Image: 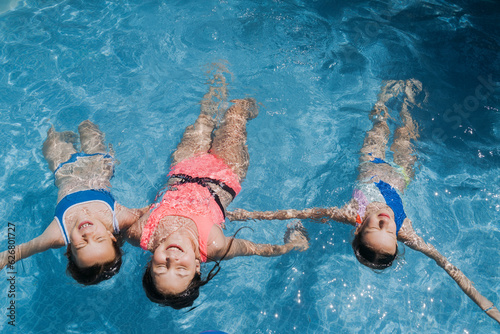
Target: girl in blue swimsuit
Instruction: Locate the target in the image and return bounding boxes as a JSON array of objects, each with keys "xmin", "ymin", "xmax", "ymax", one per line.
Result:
[
  {"xmin": 226, "ymin": 80, "xmax": 500, "ymax": 323},
  {"xmin": 0, "ymin": 120, "xmax": 148, "ymax": 285},
  {"xmin": 227, "ymin": 80, "xmax": 421, "ymax": 269}
]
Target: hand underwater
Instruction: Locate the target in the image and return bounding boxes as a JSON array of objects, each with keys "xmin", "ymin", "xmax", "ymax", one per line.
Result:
[
  {"xmin": 284, "ymin": 221, "xmax": 310, "ymax": 252},
  {"xmin": 0, "ymin": 250, "xmax": 8, "ymax": 271}
]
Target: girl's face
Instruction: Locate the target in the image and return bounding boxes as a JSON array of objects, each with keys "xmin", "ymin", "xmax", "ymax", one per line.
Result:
[
  {"xmin": 151, "ymin": 232, "xmax": 200, "ymax": 295},
  {"xmin": 357, "ymin": 204, "xmax": 398, "ymax": 255},
  {"xmin": 69, "ymin": 220, "xmax": 117, "ymax": 267}
]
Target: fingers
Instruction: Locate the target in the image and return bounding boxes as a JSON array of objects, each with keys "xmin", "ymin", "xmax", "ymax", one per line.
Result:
[
  {"xmin": 0, "ymin": 251, "xmax": 8, "ymax": 271},
  {"xmin": 284, "ymin": 221, "xmax": 310, "ymax": 251}
]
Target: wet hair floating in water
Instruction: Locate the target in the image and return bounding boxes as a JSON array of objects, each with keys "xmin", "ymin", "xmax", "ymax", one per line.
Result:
[
  {"xmin": 352, "ymin": 233, "xmax": 398, "ymax": 270},
  {"xmin": 65, "ymin": 239, "xmax": 123, "ymax": 285}
]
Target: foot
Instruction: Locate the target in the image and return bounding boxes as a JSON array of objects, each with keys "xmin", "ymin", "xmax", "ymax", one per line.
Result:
[
  {"xmin": 404, "ymin": 79, "xmax": 424, "ymax": 105},
  {"xmin": 369, "ymin": 102, "xmax": 389, "ymax": 123},
  {"xmin": 230, "ymin": 98, "xmax": 259, "ymax": 120},
  {"xmin": 201, "ymin": 87, "xmax": 221, "ymax": 118},
  {"xmin": 378, "ymin": 80, "xmax": 404, "ymax": 104}
]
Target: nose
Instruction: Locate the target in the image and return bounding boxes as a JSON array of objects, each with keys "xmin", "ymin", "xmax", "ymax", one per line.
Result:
[
  {"xmin": 165, "ymin": 254, "xmax": 179, "ymax": 265},
  {"xmin": 81, "ymin": 230, "xmax": 94, "ymax": 238},
  {"xmin": 379, "ymin": 219, "xmax": 388, "ymax": 228}
]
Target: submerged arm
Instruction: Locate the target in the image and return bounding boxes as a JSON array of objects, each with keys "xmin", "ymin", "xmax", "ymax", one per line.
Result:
[
  {"xmin": 398, "ymin": 219, "xmax": 500, "ymax": 324},
  {"xmin": 219, "ymin": 238, "xmax": 302, "ymax": 260},
  {"xmin": 227, "ymin": 201, "xmax": 357, "ymax": 227},
  {"xmin": 0, "ymin": 219, "xmax": 64, "ymax": 270},
  {"xmin": 211, "ymin": 222, "xmax": 309, "ymax": 261}
]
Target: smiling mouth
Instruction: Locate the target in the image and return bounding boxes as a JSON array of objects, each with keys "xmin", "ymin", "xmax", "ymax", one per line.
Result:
[
  {"xmin": 78, "ymin": 221, "xmax": 94, "ymax": 230},
  {"xmin": 378, "ymin": 213, "xmax": 391, "ymax": 220},
  {"xmin": 166, "ymin": 244, "xmax": 184, "ymax": 252}
]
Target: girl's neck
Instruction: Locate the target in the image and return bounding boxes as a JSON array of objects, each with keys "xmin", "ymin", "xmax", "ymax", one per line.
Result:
[{"xmin": 150, "ymin": 216, "xmax": 200, "ymax": 257}]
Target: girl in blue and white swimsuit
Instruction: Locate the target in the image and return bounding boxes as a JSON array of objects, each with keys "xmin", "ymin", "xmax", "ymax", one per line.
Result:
[
  {"xmin": 227, "ymin": 79, "xmax": 422, "ymax": 269},
  {"xmin": 226, "ymin": 80, "xmax": 500, "ymax": 323},
  {"xmin": 0, "ymin": 120, "xmax": 148, "ymax": 285}
]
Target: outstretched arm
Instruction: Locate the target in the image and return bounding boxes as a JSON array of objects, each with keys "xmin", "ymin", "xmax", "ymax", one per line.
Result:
[
  {"xmin": 221, "ymin": 238, "xmax": 301, "ymax": 260},
  {"xmin": 210, "ymin": 222, "xmax": 309, "ymax": 261},
  {"xmin": 398, "ymin": 218, "xmax": 500, "ymax": 324},
  {"xmin": 227, "ymin": 201, "xmax": 358, "ymax": 227},
  {"xmin": 0, "ymin": 219, "xmax": 64, "ymax": 270}
]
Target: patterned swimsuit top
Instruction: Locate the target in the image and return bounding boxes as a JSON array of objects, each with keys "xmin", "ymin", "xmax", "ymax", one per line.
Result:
[{"xmin": 353, "ymin": 156, "xmax": 407, "ymax": 235}]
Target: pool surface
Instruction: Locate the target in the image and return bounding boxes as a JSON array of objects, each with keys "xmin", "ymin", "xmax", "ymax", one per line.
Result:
[{"xmin": 0, "ymin": 0, "xmax": 499, "ymax": 333}]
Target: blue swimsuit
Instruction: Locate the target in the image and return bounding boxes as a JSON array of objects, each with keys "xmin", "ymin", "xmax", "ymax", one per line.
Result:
[
  {"xmin": 54, "ymin": 152, "xmax": 113, "ymax": 174},
  {"xmin": 53, "ymin": 153, "xmax": 118, "ymax": 245},
  {"xmin": 353, "ymin": 156, "xmax": 407, "ymax": 235}
]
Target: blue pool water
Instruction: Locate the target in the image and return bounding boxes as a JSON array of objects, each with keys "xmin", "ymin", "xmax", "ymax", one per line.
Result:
[{"xmin": 0, "ymin": 0, "xmax": 499, "ymax": 333}]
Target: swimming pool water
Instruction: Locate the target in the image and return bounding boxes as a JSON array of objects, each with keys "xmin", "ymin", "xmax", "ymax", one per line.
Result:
[{"xmin": 0, "ymin": 0, "xmax": 499, "ymax": 333}]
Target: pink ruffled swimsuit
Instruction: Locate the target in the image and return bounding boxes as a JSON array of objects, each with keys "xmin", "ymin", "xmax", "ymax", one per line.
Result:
[{"xmin": 140, "ymin": 153, "xmax": 241, "ymax": 262}]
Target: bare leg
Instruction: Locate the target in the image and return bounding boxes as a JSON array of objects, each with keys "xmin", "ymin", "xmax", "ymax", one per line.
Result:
[
  {"xmin": 170, "ymin": 114, "xmax": 217, "ymax": 166},
  {"xmin": 170, "ymin": 83, "xmax": 229, "ymax": 166},
  {"xmin": 391, "ymin": 79, "xmax": 422, "ymax": 179},
  {"xmin": 210, "ymin": 98, "xmax": 258, "ymax": 181},
  {"xmin": 78, "ymin": 120, "xmax": 107, "ymax": 154},
  {"xmin": 359, "ymin": 81, "xmax": 403, "ymax": 162},
  {"xmin": 359, "ymin": 118, "xmax": 390, "ymax": 162},
  {"xmin": 42, "ymin": 127, "xmax": 78, "ymax": 172}
]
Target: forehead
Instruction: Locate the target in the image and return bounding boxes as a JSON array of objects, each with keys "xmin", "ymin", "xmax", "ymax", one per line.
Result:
[
  {"xmin": 74, "ymin": 244, "xmax": 116, "ymax": 267},
  {"xmin": 361, "ymin": 231, "xmax": 396, "ymax": 252},
  {"xmin": 74, "ymin": 239, "xmax": 115, "ymax": 254},
  {"xmin": 154, "ymin": 273, "xmax": 192, "ymax": 295}
]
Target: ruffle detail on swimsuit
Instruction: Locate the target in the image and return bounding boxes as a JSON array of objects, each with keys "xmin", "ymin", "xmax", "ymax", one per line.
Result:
[{"xmin": 140, "ymin": 182, "xmax": 224, "ymax": 251}]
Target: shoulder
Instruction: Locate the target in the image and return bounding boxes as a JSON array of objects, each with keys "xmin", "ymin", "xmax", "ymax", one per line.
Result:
[
  {"xmin": 42, "ymin": 219, "xmax": 66, "ymax": 248},
  {"xmin": 206, "ymin": 224, "xmax": 229, "ymax": 259},
  {"xmin": 124, "ymin": 210, "xmax": 151, "ymax": 246},
  {"xmin": 115, "ymin": 203, "xmax": 150, "ymax": 230}
]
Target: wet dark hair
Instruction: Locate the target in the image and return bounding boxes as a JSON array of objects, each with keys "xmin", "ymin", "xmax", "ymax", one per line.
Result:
[
  {"xmin": 352, "ymin": 233, "xmax": 398, "ymax": 270},
  {"xmin": 65, "ymin": 238, "xmax": 123, "ymax": 286},
  {"xmin": 142, "ymin": 260, "xmax": 211, "ymax": 310},
  {"xmin": 143, "ymin": 228, "xmax": 243, "ymax": 309}
]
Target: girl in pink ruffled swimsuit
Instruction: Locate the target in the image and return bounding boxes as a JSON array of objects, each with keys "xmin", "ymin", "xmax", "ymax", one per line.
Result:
[{"xmin": 127, "ymin": 93, "xmax": 309, "ymax": 309}]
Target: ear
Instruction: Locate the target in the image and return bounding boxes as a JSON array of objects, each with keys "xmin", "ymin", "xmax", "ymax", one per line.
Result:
[
  {"xmin": 107, "ymin": 230, "xmax": 117, "ymax": 242},
  {"xmin": 195, "ymin": 259, "xmax": 201, "ymax": 275},
  {"xmin": 354, "ymin": 223, "xmax": 363, "ymax": 235}
]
